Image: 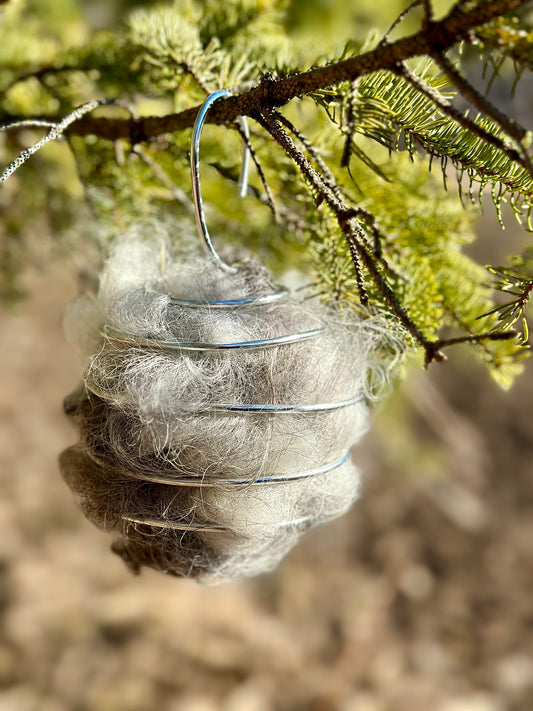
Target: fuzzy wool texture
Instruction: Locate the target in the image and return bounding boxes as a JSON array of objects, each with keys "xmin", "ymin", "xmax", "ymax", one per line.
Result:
[{"xmin": 60, "ymin": 227, "xmax": 384, "ymax": 583}]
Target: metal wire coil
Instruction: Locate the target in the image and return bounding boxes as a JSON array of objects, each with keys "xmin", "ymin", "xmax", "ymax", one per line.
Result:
[{"xmin": 104, "ymin": 91, "xmax": 364, "ymax": 534}]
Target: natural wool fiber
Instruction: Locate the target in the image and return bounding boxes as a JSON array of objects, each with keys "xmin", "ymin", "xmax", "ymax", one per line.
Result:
[{"xmin": 60, "ymin": 227, "xmax": 384, "ymax": 583}]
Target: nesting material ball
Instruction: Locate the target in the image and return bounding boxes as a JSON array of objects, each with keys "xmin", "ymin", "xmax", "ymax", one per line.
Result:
[{"xmin": 60, "ymin": 229, "xmax": 380, "ymax": 583}]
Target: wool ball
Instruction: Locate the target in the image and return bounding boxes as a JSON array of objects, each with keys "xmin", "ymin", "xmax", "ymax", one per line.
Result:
[{"xmin": 60, "ymin": 227, "xmax": 385, "ymax": 583}]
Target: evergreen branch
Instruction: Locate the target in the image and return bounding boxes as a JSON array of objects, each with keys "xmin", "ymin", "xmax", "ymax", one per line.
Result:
[
  {"xmin": 256, "ymin": 105, "xmax": 526, "ymax": 365},
  {"xmin": 354, "ymin": 69, "xmax": 533, "ymax": 217},
  {"xmin": 344, "ymin": 230, "xmax": 369, "ymax": 307},
  {"xmin": 256, "ymin": 107, "xmax": 443, "ymax": 360},
  {"xmin": 274, "ymin": 111, "xmax": 345, "ymax": 204},
  {"xmin": 198, "ymin": 1, "xmax": 276, "ymax": 47},
  {"xmin": 340, "ymin": 80, "xmax": 359, "ymax": 168},
  {"xmin": 432, "ymin": 51, "xmax": 531, "ymax": 155},
  {"xmin": 396, "ymin": 64, "xmax": 531, "ymax": 176},
  {"xmin": 273, "ymin": 110, "xmax": 402, "ymax": 280},
  {"xmin": 22, "ymin": 0, "xmax": 522, "ymax": 143},
  {"xmin": 1, "ymin": 0, "xmax": 530, "ymax": 379},
  {"xmin": 443, "ymin": 301, "xmax": 513, "ymax": 360},
  {"xmin": 485, "ymin": 259, "xmax": 533, "ymax": 339},
  {"xmin": 428, "ymin": 329, "xmax": 516, "ymax": 360}
]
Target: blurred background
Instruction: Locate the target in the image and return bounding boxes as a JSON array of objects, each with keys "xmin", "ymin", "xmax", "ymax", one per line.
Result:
[
  {"xmin": 1, "ymin": 1, "xmax": 532, "ymax": 710},
  {"xmin": 1, "ymin": 213, "xmax": 532, "ymax": 711}
]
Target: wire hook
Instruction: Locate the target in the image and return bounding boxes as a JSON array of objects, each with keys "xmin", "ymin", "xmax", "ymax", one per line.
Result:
[{"xmin": 190, "ymin": 90, "xmax": 250, "ymax": 270}]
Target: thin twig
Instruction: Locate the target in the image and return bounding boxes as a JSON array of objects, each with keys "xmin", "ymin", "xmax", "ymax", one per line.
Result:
[
  {"xmin": 234, "ymin": 123, "xmax": 280, "ymax": 223},
  {"xmin": 276, "ymin": 111, "xmax": 407, "ymax": 281},
  {"xmin": 341, "ymin": 80, "xmax": 359, "ymax": 168},
  {"xmin": 0, "ymin": 99, "xmax": 117, "ymax": 185},
  {"xmin": 344, "ymin": 229, "xmax": 369, "ymax": 306},
  {"xmin": 422, "ymin": 0, "xmax": 433, "ymax": 29},
  {"xmin": 274, "ymin": 112, "xmax": 346, "ymax": 205},
  {"xmin": 255, "ymin": 111, "xmax": 337, "ymax": 207},
  {"xmin": 257, "ymin": 108, "xmax": 441, "ymax": 359},
  {"xmin": 0, "ymin": 119, "xmax": 56, "ymax": 130},
  {"xmin": 430, "ymin": 329, "xmax": 515, "ymax": 352},
  {"xmin": 379, "ymin": 0, "xmax": 424, "ymax": 46},
  {"xmin": 177, "ymin": 61, "xmax": 211, "ymax": 96}
]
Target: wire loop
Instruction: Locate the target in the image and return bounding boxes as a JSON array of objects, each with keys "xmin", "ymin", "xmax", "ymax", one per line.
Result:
[{"xmin": 190, "ymin": 90, "xmax": 250, "ymax": 270}]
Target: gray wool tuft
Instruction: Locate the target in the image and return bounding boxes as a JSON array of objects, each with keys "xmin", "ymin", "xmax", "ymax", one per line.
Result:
[{"xmin": 60, "ymin": 227, "xmax": 387, "ymax": 583}]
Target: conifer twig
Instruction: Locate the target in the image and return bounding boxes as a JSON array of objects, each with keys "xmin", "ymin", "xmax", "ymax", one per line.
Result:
[
  {"xmin": 432, "ymin": 52, "xmax": 533, "ymax": 173},
  {"xmin": 275, "ymin": 111, "xmax": 407, "ymax": 281},
  {"xmin": 257, "ymin": 106, "xmax": 522, "ymax": 364},
  {"xmin": 396, "ymin": 64, "xmax": 532, "ymax": 178},
  {"xmin": 256, "ymin": 108, "xmax": 441, "ymax": 359}
]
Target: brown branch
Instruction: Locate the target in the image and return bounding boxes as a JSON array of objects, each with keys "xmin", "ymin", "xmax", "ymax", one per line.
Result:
[
  {"xmin": 49, "ymin": 0, "xmax": 529, "ymax": 144},
  {"xmin": 422, "ymin": 0, "xmax": 433, "ymax": 29},
  {"xmin": 344, "ymin": 231, "xmax": 369, "ymax": 307},
  {"xmin": 340, "ymin": 80, "xmax": 359, "ymax": 168},
  {"xmin": 437, "ymin": 331, "xmax": 516, "ymax": 347},
  {"xmin": 275, "ymin": 111, "xmax": 408, "ymax": 282},
  {"xmin": 428, "ymin": 330, "xmax": 516, "ymax": 365},
  {"xmin": 274, "ymin": 111, "xmax": 346, "ymax": 206},
  {"xmin": 257, "ymin": 106, "xmax": 519, "ymax": 363},
  {"xmin": 256, "ymin": 108, "xmax": 443, "ymax": 360}
]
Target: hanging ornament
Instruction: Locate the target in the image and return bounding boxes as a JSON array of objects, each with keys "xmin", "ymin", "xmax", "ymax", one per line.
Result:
[{"xmin": 56, "ymin": 91, "xmax": 384, "ymax": 583}]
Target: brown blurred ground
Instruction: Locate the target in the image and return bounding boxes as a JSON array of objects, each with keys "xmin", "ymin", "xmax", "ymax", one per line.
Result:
[{"xmin": 0, "ymin": 256, "xmax": 532, "ymax": 711}]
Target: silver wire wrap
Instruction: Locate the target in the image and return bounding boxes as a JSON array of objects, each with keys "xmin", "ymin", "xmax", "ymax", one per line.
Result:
[
  {"xmin": 101, "ymin": 323, "xmax": 322, "ymax": 351},
  {"xmin": 121, "ymin": 515, "xmax": 321, "ymax": 533},
  {"xmin": 104, "ymin": 91, "xmax": 365, "ymax": 533},
  {"xmin": 170, "ymin": 284, "xmax": 290, "ymax": 308},
  {"xmin": 191, "ymin": 89, "xmax": 248, "ymax": 271},
  {"xmin": 126, "ymin": 451, "xmax": 351, "ymax": 489}
]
